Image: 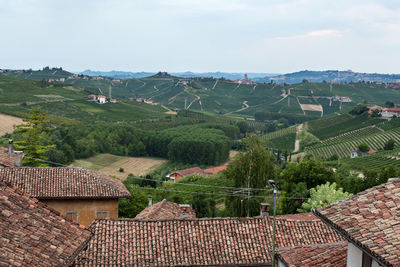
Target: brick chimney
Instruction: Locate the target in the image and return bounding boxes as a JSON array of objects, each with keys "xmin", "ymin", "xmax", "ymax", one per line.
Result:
[
  {"xmin": 14, "ymin": 151, "xmax": 23, "ymax": 167},
  {"xmin": 179, "ymin": 204, "xmax": 191, "ymax": 218},
  {"xmin": 148, "ymin": 196, "xmax": 152, "ymax": 207},
  {"xmin": 8, "ymin": 139, "xmax": 14, "ymax": 155},
  {"xmin": 260, "ymin": 203, "xmax": 270, "ymax": 217}
]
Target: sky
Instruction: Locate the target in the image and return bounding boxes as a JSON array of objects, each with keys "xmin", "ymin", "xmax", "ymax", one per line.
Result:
[{"xmin": 1, "ymin": 0, "xmax": 400, "ymax": 73}]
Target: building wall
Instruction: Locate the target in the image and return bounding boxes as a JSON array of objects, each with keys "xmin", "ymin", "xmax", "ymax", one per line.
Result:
[
  {"xmin": 347, "ymin": 242, "xmax": 362, "ymax": 267},
  {"xmin": 41, "ymin": 199, "xmax": 119, "ymax": 227},
  {"xmin": 277, "ymin": 259, "xmax": 287, "ymax": 267}
]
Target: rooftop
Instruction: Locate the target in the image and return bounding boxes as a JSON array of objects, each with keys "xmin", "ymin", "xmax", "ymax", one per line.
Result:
[
  {"xmin": 74, "ymin": 216, "xmax": 343, "ymax": 266},
  {"xmin": 171, "ymin": 167, "xmax": 207, "ymax": 177},
  {"xmin": 0, "ymin": 167, "xmax": 130, "ymax": 199},
  {"xmin": 204, "ymin": 165, "xmax": 227, "ymax": 174},
  {"xmin": 276, "ymin": 242, "xmax": 347, "ymax": 267},
  {"xmin": 135, "ymin": 199, "xmax": 196, "ymax": 220},
  {"xmin": 314, "ymin": 177, "xmax": 400, "ymax": 266},
  {"xmin": 0, "ymin": 182, "xmax": 92, "ymax": 266},
  {"xmin": 0, "ymin": 147, "xmax": 15, "ymax": 168}
]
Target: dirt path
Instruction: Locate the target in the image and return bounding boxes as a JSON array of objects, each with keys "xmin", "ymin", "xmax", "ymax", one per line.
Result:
[
  {"xmin": 225, "ymin": 101, "xmax": 248, "ymax": 115},
  {"xmin": 212, "ymin": 79, "xmax": 218, "ymax": 90},
  {"xmin": 294, "ymin": 123, "xmax": 304, "ymax": 153}
]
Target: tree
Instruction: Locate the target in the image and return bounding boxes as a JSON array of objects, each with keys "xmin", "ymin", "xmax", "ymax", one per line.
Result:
[
  {"xmin": 14, "ymin": 108, "xmax": 55, "ymax": 166},
  {"xmin": 358, "ymin": 143, "xmax": 370, "ymax": 152},
  {"xmin": 118, "ymin": 185, "xmax": 148, "ymax": 218},
  {"xmin": 371, "ymin": 109, "xmax": 381, "ymax": 117},
  {"xmin": 384, "ymin": 138, "xmax": 395, "ymax": 150},
  {"xmin": 236, "ymin": 121, "xmax": 249, "ymax": 135},
  {"xmin": 224, "ymin": 135, "xmax": 276, "ymax": 217},
  {"xmin": 385, "ymin": 101, "xmax": 395, "ymax": 108},
  {"xmin": 191, "ymin": 194, "xmax": 216, "ymax": 218},
  {"xmin": 297, "ymin": 182, "xmax": 352, "ymax": 213},
  {"xmin": 279, "ymin": 158, "xmax": 337, "ymax": 214}
]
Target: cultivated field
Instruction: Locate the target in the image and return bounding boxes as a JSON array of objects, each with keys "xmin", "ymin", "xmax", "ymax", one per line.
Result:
[
  {"xmin": 0, "ymin": 113, "xmax": 23, "ymax": 136},
  {"xmin": 300, "ymin": 104, "xmax": 323, "ymax": 112},
  {"xmin": 72, "ymin": 153, "xmax": 167, "ymax": 179}
]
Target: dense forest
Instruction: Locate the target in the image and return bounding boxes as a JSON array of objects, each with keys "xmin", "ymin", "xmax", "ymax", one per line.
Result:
[{"xmin": 40, "ymin": 123, "xmax": 236, "ymax": 166}]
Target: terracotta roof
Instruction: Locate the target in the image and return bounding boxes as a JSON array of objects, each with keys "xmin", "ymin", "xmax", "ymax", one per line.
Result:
[
  {"xmin": 367, "ymin": 148, "xmax": 377, "ymax": 154},
  {"xmin": 0, "ymin": 181, "xmax": 92, "ymax": 266},
  {"xmin": 314, "ymin": 177, "xmax": 400, "ymax": 267},
  {"xmin": 0, "ymin": 167, "xmax": 130, "ymax": 199},
  {"xmin": 173, "ymin": 167, "xmax": 207, "ymax": 177},
  {"xmin": 277, "ymin": 213, "xmax": 319, "ymax": 221},
  {"xmin": 204, "ymin": 165, "xmax": 227, "ymax": 174},
  {"xmin": 276, "ymin": 242, "xmax": 347, "ymax": 267},
  {"xmin": 135, "ymin": 199, "xmax": 196, "ymax": 220},
  {"xmin": 74, "ymin": 217, "xmax": 343, "ymax": 266},
  {"xmin": 0, "ymin": 147, "xmax": 15, "ymax": 168}
]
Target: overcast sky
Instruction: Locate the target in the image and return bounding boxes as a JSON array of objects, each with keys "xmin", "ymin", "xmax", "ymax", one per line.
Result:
[{"xmin": 1, "ymin": 0, "xmax": 400, "ymax": 73}]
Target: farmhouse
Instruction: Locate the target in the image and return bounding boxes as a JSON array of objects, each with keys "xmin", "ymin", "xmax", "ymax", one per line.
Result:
[
  {"xmin": 168, "ymin": 167, "xmax": 207, "ymax": 180},
  {"xmin": 314, "ymin": 177, "xmax": 400, "ymax": 267},
  {"xmin": 0, "ymin": 167, "xmax": 130, "ymax": 226},
  {"xmin": 135, "ymin": 198, "xmax": 196, "ymax": 220},
  {"xmin": 0, "ymin": 181, "xmax": 91, "ymax": 266},
  {"xmin": 204, "ymin": 165, "xmax": 227, "ymax": 174},
  {"xmin": 97, "ymin": 95, "xmax": 106, "ymax": 104},
  {"xmin": 381, "ymin": 108, "xmax": 400, "ymax": 118}
]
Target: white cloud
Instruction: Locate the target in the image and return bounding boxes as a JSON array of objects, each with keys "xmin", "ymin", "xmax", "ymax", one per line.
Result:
[{"xmin": 275, "ymin": 29, "xmax": 343, "ymax": 40}]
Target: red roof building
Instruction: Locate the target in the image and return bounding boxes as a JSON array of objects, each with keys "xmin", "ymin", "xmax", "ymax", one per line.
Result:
[
  {"xmin": 0, "ymin": 182, "xmax": 91, "ymax": 266},
  {"xmin": 135, "ymin": 199, "xmax": 196, "ymax": 220},
  {"xmin": 73, "ymin": 216, "xmax": 343, "ymax": 266},
  {"xmin": 314, "ymin": 177, "xmax": 400, "ymax": 267},
  {"xmin": 0, "ymin": 167, "xmax": 130, "ymax": 226},
  {"xmin": 168, "ymin": 167, "xmax": 207, "ymax": 180},
  {"xmin": 204, "ymin": 165, "xmax": 227, "ymax": 175}
]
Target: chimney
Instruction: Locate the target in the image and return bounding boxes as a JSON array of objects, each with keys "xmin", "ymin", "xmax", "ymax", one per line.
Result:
[
  {"xmin": 179, "ymin": 204, "xmax": 191, "ymax": 218},
  {"xmin": 260, "ymin": 203, "xmax": 270, "ymax": 217},
  {"xmin": 148, "ymin": 196, "xmax": 152, "ymax": 207},
  {"xmin": 14, "ymin": 151, "xmax": 23, "ymax": 167},
  {"xmin": 8, "ymin": 139, "xmax": 14, "ymax": 155}
]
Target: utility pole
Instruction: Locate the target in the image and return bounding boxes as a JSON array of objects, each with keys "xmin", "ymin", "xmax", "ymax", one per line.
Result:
[{"xmin": 268, "ymin": 180, "xmax": 277, "ymax": 267}]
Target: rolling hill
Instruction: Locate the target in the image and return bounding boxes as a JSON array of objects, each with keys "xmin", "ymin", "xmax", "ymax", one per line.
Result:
[{"xmin": 4, "ymin": 67, "xmax": 400, "ymax": 124}]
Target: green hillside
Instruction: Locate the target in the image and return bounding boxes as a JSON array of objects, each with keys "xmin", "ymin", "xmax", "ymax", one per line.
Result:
[
  {"xmin": 8, "ymin": 69, "xmax": 400, "ymax": 121},
  {"xmin": 0, "ymin": 74, "xmax": 167, "ymax": 123}
]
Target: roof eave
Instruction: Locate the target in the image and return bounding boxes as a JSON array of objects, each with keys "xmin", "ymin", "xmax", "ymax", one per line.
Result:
[{"xmin": 312, "ymin": 209, "xmax": 391, "ymax": 267}]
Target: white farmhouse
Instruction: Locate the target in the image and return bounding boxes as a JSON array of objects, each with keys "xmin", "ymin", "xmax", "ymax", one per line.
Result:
[{"xmin": 97, "ymin": 95, "xmax": 106, "ymax": 104}]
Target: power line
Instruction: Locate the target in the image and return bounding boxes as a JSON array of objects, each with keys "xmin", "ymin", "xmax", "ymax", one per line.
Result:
[
  {"xmin": 130, "ymin": 176, "xmax": 273, "ymax": 192},
  {"xmin": 24, "ymin": 156, "xmax": 274, "ymax": 192},
  {"xmin": 23, "ymin": 156, "xmax": 350, "ymax": 201}
]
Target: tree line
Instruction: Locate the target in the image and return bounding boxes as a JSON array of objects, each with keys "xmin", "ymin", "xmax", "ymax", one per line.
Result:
[{"xmin": 41, "ymin": 123, "xmax": 235, "ymax": 166}]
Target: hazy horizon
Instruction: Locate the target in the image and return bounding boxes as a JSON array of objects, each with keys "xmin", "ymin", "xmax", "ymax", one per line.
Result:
[{"xmin": 1, "ymin": 0, "xmax": 400, "ymax": 73}]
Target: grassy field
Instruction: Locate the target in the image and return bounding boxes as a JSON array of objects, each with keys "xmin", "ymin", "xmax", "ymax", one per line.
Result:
[
  {"xmin": 0, "ymin": 113, "xmax": 23, "ymax": 136},
  {"xmin": 71, "ymin": 154, "xmax": 167, "ymax": 179}
]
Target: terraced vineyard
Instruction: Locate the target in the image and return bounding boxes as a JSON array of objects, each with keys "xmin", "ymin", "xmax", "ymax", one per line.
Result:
[
  {"xmin": 306, "ymin": 128, "xmax": 400, "ymax": 159},
  {"xmin": 261, "ymin": 126, "xmax": 297, "ymax": 151},
  {"xmin": 308, "ymin": 114, "xmax": 384, "ymax": 140},
  {"xmin": 341, "ymin": 148, "xmax": 400, "ymax": 171}
]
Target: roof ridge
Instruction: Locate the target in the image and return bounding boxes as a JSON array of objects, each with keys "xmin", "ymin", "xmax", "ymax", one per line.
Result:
[
  {"xmin": 97, "ymin": 217, "xmax": 268, "ymax": 223},
  {"xmin": 145, "ymin": 199, "xmax": 169, "ymax": 218},
  {"xmin": 276, "ymin": 241, "xmax": 347, "ymax": 252}
]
